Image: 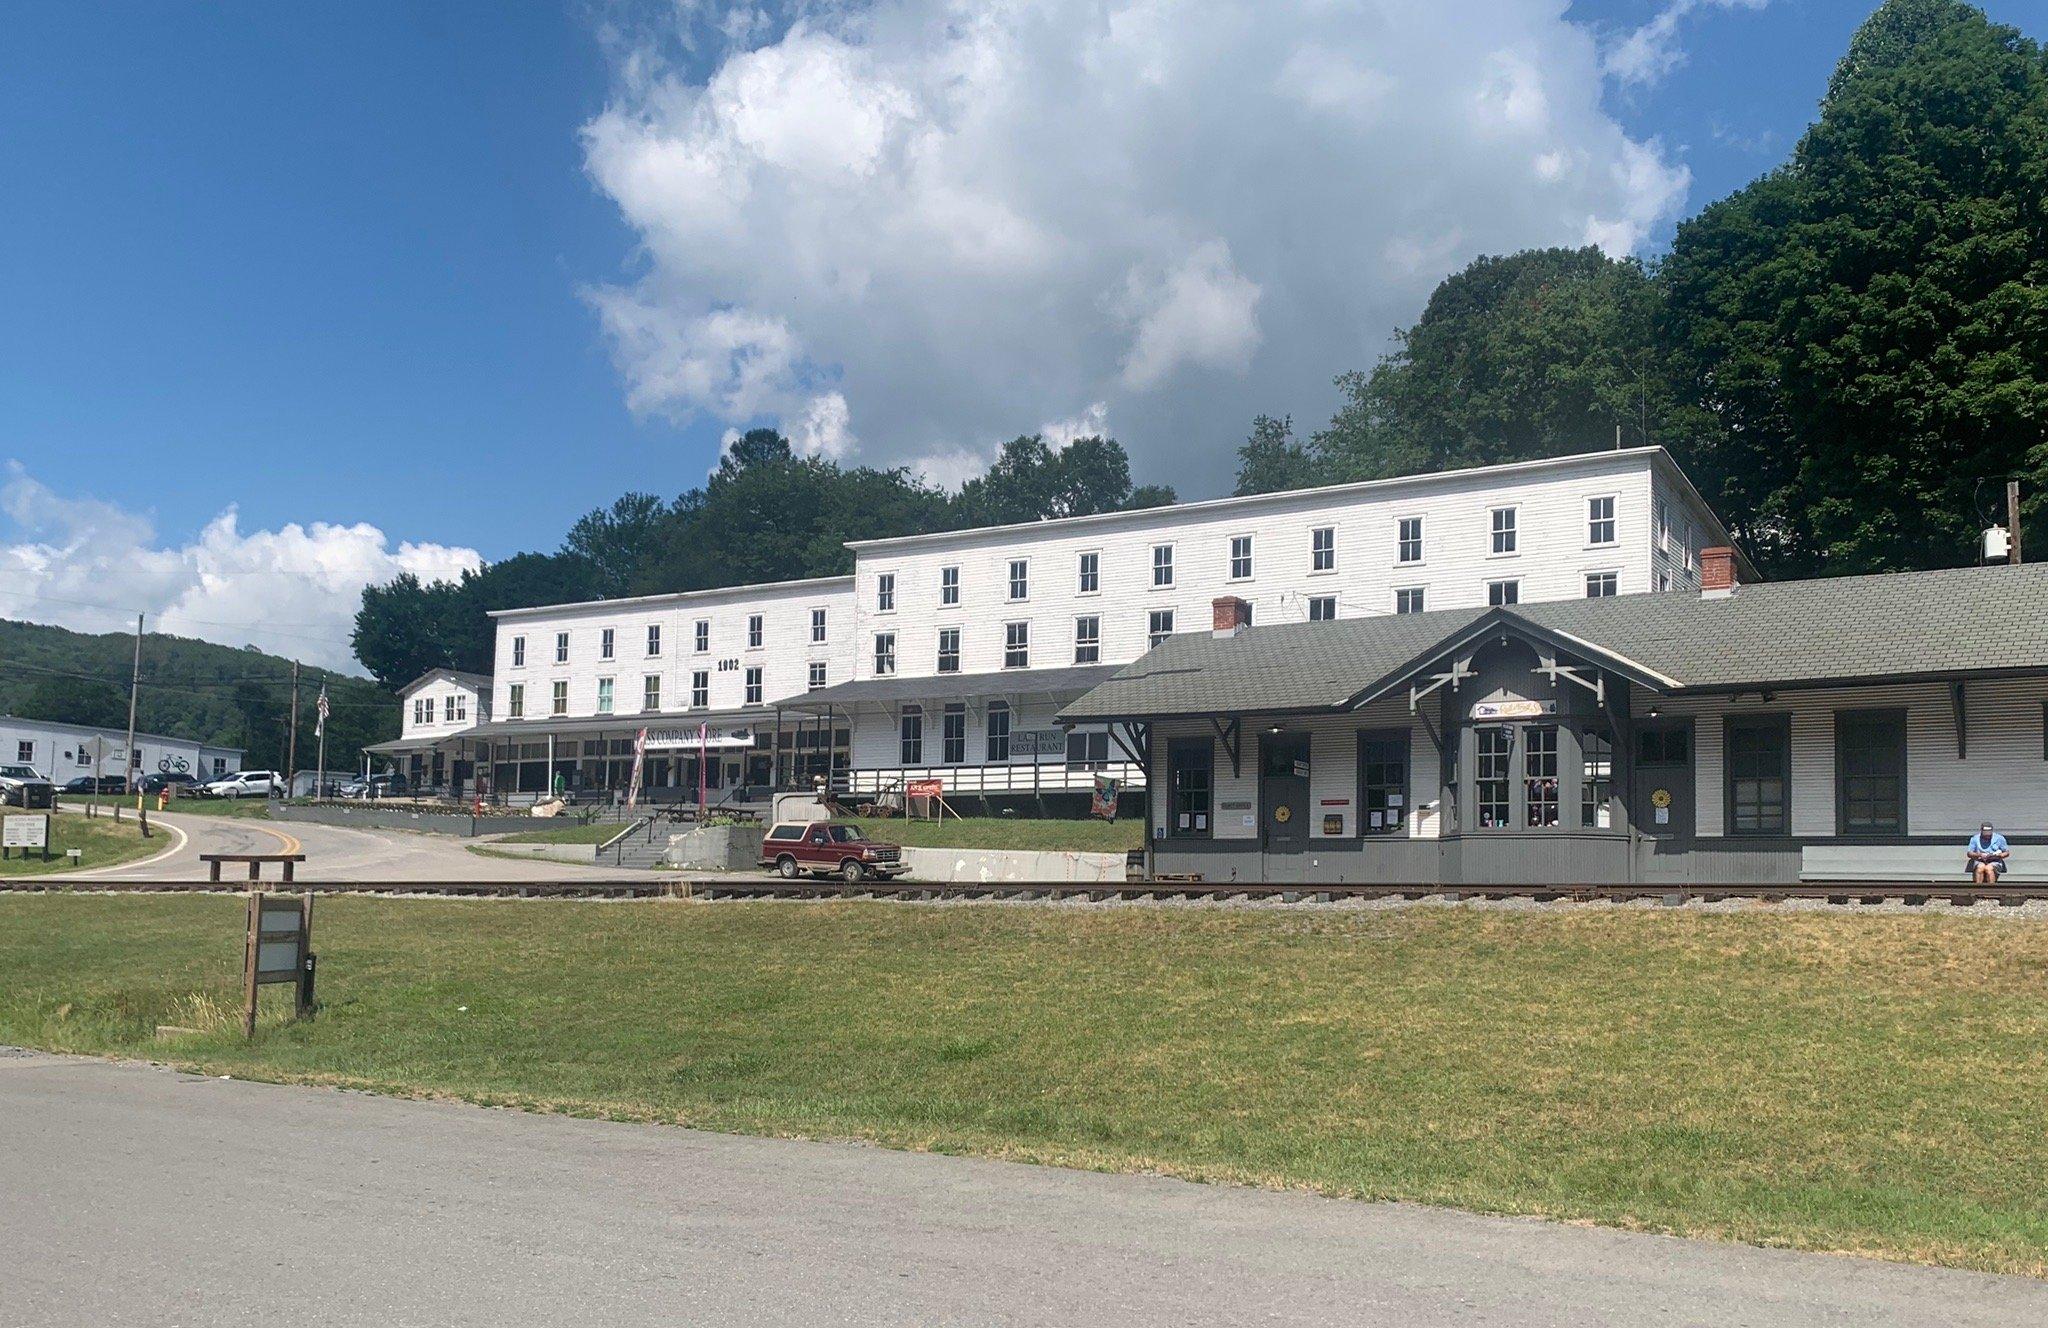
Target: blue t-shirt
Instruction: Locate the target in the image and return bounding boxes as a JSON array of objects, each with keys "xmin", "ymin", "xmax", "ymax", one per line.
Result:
[{"xmin": 1968, "ymin": 832, "xmax": 2010, "ymax": 856}]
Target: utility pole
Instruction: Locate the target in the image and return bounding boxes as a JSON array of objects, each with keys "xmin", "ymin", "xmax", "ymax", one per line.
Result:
[
  {"xmin": 2008, "ymin": 480, "xmax": 2023, "ymax": 565},
  {"xmin": 122, "ymin": 615, "xmax": 142, "ymax": 797},
  {"xmin": 287, "ymin": 659, "xmax": 301, "ymax": 791}
]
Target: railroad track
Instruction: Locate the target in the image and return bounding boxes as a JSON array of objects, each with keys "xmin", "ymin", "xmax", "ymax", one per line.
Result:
[{"xmin": 5, "ymin": 877, "xmax": 2048, "ymax": 907}]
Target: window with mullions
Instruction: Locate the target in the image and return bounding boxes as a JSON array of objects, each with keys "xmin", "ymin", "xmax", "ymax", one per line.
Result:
[
  {"xmin": 942, "ymin": 705, "xmax": 966, "ymax": 764},
  {"xmin": 1490, "ymin": 507, "xmax": 1517, "ymax": 555},
  {"xmin": 1066, "ymin": 729, "xmax": 1110, "ymax": 769},
  {"xmin": 1726, "ymin": 715, "xmax": 1790, "ymax": 835},
  {"xmin": 985, "ymin": 701, "xmax": 1011, "ymax": 761},
  {"xmin": 1523, "ymin": 725, "xmax": 1559, "ymax": 827},
  {"xmin": 1308, "ymin": 595, "xmax": 1336, "ymax": 621},
  {"xmin": 1836, "ymin": 710, "xmax": 1906, "ymax": 835},
  {"xmin": 1358, "ymin": 733, "xmax": 1408, "ymax": 836},
  {"xmin": 1580, "ymin": 730, "xmax": 1613, "ymax": 828},
  {"xmin": 899, "ymin": 707, "xmax": 923, "ymax": 764},
  {"xmin": 1167, "ymin": 738, "xmax": 1212, "ymax": 835},
  {"xmin": 936, "ymin": 628, "xmax": 960, "ymax": 673},
  {"xmin": 1311, "ymin": 526, "xmax": 1335, "ymax": 572},
  {"xmin": 1476, "ymin": 727, "xmax": 1512, "ymax": 827},
  {"xmin": 1074, "ymin": 615, "xmax": 1100, "ymax": 663}
]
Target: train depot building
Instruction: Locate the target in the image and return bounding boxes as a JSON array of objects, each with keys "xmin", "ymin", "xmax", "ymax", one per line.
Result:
[{"xmin": 1061, "ymin": 558, "xmax": 2048, "ymax": 885}]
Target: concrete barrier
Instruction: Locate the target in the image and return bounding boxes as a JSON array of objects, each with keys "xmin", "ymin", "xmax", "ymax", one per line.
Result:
[
  {"xmin": 475, "ymin": 842, "xmax": 601, "ymax": 864},
  {"xmin": 899, "ymin": 846, "xmax": 1127, "ymax": 884},
  {"xmin": 270, "ymin": 803, "xmax": 561, "ymax": 838},
  {"xmin": 666, "ymin": 824, "xmax": 767, "ymax": 871}
]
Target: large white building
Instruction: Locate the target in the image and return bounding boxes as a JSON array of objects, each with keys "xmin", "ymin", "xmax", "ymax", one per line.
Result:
[{"xmin": 423, "ymin": 447, "xmax": 1738, "ymax": 810}]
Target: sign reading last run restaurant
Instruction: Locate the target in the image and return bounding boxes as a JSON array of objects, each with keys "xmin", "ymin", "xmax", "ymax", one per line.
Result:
[{"xmin": 1469, "ymin": 699, "xmax": 1558, "ymax": 720}]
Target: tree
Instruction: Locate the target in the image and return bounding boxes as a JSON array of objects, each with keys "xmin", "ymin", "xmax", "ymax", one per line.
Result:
[
  {"xmin": 22, "ymin": 675, "xmax": 126, "ymax": 729},
  {"xmin": 1233, "ymin": 414, "xmax": 1320, "ymax": 495},
  {"xmin": 563, "ymin": 493, "xmax": 666, "ymax": 598},
  {"xmin": 351, "ymin": 573, "xmax": 462, "ymax": 691},
  {"xmin": 951, "ymin": 434, "xmax": 1177, "ymax": 525}
]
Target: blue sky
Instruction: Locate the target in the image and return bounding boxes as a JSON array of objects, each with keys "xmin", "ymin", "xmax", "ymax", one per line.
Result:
[{"xmin": 0, "ymin": 0, "xmax": 1993, "ymax": 668}]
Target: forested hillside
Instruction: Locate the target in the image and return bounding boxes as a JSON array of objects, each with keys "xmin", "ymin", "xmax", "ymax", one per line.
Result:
[{"xmin": 0, "ymin": 618, "xmax": 395, "ymax": 771}]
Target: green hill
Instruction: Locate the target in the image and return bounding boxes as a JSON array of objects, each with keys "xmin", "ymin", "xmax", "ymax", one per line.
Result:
[{"xmin": 0, "ymin": 618, "xmax": 397, "ymax": 772}]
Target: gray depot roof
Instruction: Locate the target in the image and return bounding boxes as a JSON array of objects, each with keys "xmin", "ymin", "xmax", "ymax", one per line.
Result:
[
  {"xmin": 786, "ymin": 663, "xmax": 1126, "ymax": 711},
  {"xmin": 1059, "ymin": 563, "xmax": 2048, "ymax": 722}
]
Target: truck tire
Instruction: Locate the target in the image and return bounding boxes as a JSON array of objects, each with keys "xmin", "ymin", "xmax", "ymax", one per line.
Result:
[
  {"xmin": 841, "ymin": 859, "xmax": 866, "ymax": 884},
  {"xmin": 776, "ymin": 855, "xmax": 800, "ymax": 879}
]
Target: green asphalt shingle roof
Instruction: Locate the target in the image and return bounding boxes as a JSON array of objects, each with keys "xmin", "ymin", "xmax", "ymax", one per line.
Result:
[{"xmin": 1059, "ymin": 563, "xmax": 2048, "ymax": 722}]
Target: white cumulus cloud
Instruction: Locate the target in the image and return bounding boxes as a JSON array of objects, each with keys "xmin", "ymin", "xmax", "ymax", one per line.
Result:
[
  {"xmin": 1603, "ymin": 0, "xmax": 1770, "ymax": 89},
  {"xmin": 0, "ymin": 464, "xmax": 480, "ymax": 675},
  {"xmin": 583, "ymin": 0, "xmax": 1699, "ymax": 493}
]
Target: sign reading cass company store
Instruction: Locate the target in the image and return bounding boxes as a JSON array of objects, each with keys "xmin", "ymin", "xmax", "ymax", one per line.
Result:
[{"xmin": 641, "ymin": 724, "xmax": 758, "ymax": 751}]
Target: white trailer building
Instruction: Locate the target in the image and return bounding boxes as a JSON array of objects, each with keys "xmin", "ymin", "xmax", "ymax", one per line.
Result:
[{"xmin": 0, "ymin": 715, "xmax": 242, "ymax": 786}]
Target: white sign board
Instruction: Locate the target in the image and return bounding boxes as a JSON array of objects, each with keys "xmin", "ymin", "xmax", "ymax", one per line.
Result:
[
  {"xmin": 1470, "ymin": 699, "xmax": 1558, "ymax": 720},
  {"xmin": 641, "ymin": 725, "xmax": 757, "ymax": 751},
  {"xmin": 2, "ymin": 814, "xmax": 49, "ymax": 850}
]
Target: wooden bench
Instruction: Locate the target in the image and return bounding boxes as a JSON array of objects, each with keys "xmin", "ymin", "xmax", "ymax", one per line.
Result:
[
  {"xmin": 201, "ymin": 853, "xmax": 307, "ymax": 883},
  {"xmin": 1800, "ymin": 844, "xmax": 2048, "ymax": 883}
]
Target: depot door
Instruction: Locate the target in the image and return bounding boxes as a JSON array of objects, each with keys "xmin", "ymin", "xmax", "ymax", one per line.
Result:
[
  {"xmin": 1259, "ymin": 733, "xmax": 1311, "ymax": 853},
  {"xmin": 1631, "ymin": 722, "xmax": 1694, "ymax": 839}
]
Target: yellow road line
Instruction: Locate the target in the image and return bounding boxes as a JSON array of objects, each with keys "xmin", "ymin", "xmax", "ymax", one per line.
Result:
[{"xmin": 251, "ymin": 821, "xmax": 303, "ymax": 857}]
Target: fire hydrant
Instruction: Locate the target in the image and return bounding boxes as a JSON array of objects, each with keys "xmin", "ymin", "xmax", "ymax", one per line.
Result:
[{"xmin": 157, "ymin": 788, "xmax": 169, "ymax": 812}]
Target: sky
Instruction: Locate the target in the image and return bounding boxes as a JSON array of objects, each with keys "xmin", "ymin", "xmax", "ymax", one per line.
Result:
[{"xmin": 0, "ymin": 0, "xmax": 1966, "ymax": 671}]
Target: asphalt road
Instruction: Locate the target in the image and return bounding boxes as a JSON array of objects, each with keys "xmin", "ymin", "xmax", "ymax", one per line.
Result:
[
  {"xmin": 67, "ymin": 806, "xmax": 641, "ymax": 883},
  {"xmin": 3, "ymin": 1051, "xmax": 2042, "ymax": 1327}
]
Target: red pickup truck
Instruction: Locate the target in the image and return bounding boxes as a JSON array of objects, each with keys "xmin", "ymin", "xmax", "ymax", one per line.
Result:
[{"xmin": 759, "ymin": 821, "xmax": 909, "ymax": 882}]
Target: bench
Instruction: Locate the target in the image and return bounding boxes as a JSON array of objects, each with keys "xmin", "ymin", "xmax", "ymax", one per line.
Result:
[
  {"xmin": 201, "ymin": 853, "xmax": 307, "ymax": 883},
  {"xmin": 1799, "ymin": 844, "xmax": 2048, "ymax": 883}
]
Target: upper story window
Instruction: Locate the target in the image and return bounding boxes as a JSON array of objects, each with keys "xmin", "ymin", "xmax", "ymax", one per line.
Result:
[
  {"xmin": 747, "ymin": 614, "xmax": 763, "ymax": 649},
  {"xmin": 1152, "ymin": 544, "xmax": 1174, "ymax": 587},
  {"xmin": 507, "ymin": 683, "xmax": 525, "ymax": 719},
  {"xmin": 1488, "ymin": 579, "xmax": 1520, "ymax": 606},
  {"xmin": 643, "ymin": 675, "xmax": 661, "ymax": 711},
  {"xmin": 1229, "ymin": 535, "xmax": 1253, "ymax": 581},
  {"xmin": 412, "ymin": 698, "xmax": 426, "ymax": 726},
  {"xmin": 423, "ymin": 697, "xmax": 436, "ymax": 724},
  {"xmin": 448, "ymin": 694, "xmax": 467, "ymax": 723},
  {"xmin": 1074, "ymin": 615, "xmax": 1100, "ymax": 664},
  {"xmin": 690, "ymin": 671, "xmax": 709, "ymax": 709},
  {"xmin": 1004, "ymin": 621, "xmax": 1029, "ymax": 669},
  {"xmin": 874, "ymin": 632, "xmax": 896, "ymax": 676},
  {"xmin": 600, "ymin": 627, "xmax": 615, "ymax": 661},
  {"xmin": 876, "ymin": 573, "xmax": 896, "ymax": 612},
  {"xmin": 940, "ymin": 565, "xmax": 960, "ymax": 606},
  {"xmin": 808, "ymin": 662, "xmax": 826, "ymax": 690},
  {"xmin": 1395, "ymin": 587, "xmax": 1426, "ymax": 615},
  {"xmin": 1008, "ymin": 559, "xmax": 1029, "ymax": 601},
  {"xmin": 1078, "ymin": 551, "xmax": 1099, "ymax": 594},
  {"xmin": 1148, "ymin": 608, "xmax": 1175, "ymax": 646},
  {"xmin": 1490, "ymin": 507, "xmax": 1517, "ymax": 555},
  {"xmin": 744, "ymin": 666, "xmax": 763, "ymax": 706},
  {"xmin": 646, "ymin": 624, "xmax": 661, "ymax": 656},
  {"xmin": 554, "ymin": 632, "xmax": 569, "ymax": 664},
  {"xmin": 511, "ymin": 635, "xmax": 525, "ymax": 668},
  {"xmin": 694, "ymin": 619, "xmax": 710, "ymax": 652},
  {"xmin": 1654, "ymin": 498, "xmax": 1669, "ymax": 551},
  {"xmin": 595, "ymin": 678, "xmax": 614, "ymax": 714},
  {"xmin": 1308, "ymin": 595, "xmax": 1336, "ymax": 622},
  {"xmin": 810, "ymin": 608, "xmax": 827, "ymax": 643},
  {"xmin": 1585, "ymin": 571, "xmax": 1618, "ymax": 598},
  {"xmin": 1311, "ymin": 526, "xmax": 1335, "ymax": 572},
  {"xmin": 936, "ymin": 628, "xmax": 960, "ymax": 674},
  {"xmin": 1587, "ymin": 495, "xmax": 1617, "ymax": 545},
  {"xmin": 1397, "ymin": 517, "xmax": 1423, "ymax": 564},
  {"xmin": 551, "ymin": 680, "xmax": 568, "ymax": 716}
]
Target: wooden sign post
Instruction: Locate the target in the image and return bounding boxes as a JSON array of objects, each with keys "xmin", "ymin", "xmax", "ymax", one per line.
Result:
[{"xmin": 242, "ymin": 892, "xmax": 316, "ymax": 1038}]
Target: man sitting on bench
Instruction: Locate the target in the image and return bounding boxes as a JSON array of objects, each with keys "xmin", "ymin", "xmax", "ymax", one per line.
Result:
[{"xmin": 1966, "ymin": 822, "xmax": 2010, "ymax": 884}]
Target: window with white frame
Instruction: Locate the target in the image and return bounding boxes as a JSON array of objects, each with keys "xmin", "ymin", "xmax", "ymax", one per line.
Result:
[
  {"xmin": 412, "ymin": 698, "xmax": 425, "ymax": 725},
  {"xmin": 551, "ymin": 680, "xmax": 568, "ymax": 716},
  {"xmin": 1148, "ymin": 608, "xmax": 1175, "ymax": 646},
  {"xmin": 1308, "ymin": 595, "xmax": 1336, "ymax": 622},
  {"xmin": 940, "ymin": 565, "xmax": 960, "ymax": 606},
  {"xmin": 1008, "ymin": 559, "xmax": 1029, "ymax": 600},
  {"xmin": 1490, "ymin": 507, "xmax": 1517, "ymax": 555},
  {"xmin": 1311, "ymin": 526, "xmax": 1335, "ymax": 572},
  {"xmin": 1588, "ymin": 496, "xmax": 1616, "ymax": 545},
  {"xmin": 449, "ymin": 694, "xmax": 467, "ymax": 722},
  {"xmin": 899, "ymin": 706, "xmax": 923, "ymax": 764},
  {"xmin": 600, "ymin": 627, "xmax": 615, "ymax": 660},
  {"xmin": 1229, "ymin": 535, "xmax": 1253, "ymax": 580},
  {"xmin": 693, "ymin": 620, "xmax": 708, "ymax": 652},
  {"xmin": 555, "ymin": 632, "xmax": 569, "ymax": 664},
  {"xmin": 643, "ymin": 675, "xmax": 661, "ymax": 711},
  {"xmin": 691, "ymin": 671, "xmax": 709, "ymax": 708},
  {"xmin": 941, "ymin": 704, "xmax": 966, "ymax": 764},
  {"xmin": 595, "ymin": 678, "xmax": 614, "ymax": 714},
  {"xmin": 646, "ymin": 623, "xmax": 661, "ymax": 656},
  {"xmin": 1487, "ymin": 579, "xmax": 1520, "ymax": 606},
  {"xmin": 1657, "ymin": 571, "xmax": 1672, "ymax": 592},
  {"xmin": 985, "ymin": 701, "xmax": 1011, "ymax": 761},
  {"xmin": 76, "ymin": 747, "xmax": 91, "ymax": 767},
  {"xmin": 508, "ymin": 684, "xmax": 524, "ymax": 719},
  {"xmin": 1654, "ymin": 497, "xmax": 1669, "ymax": 551},
  {"xmin": 423, "ymin": 697, "xmax": 436, "ymax": 724},
  {"xmin": 807, "ymin": 662, "xmax": 826, "ymax": 691},
  {"xmin": 810, "ymin": 608, "xmax": 827, "ymax": 643},
  {"xmin": 1152, "ymin": 543, "xmax": 1174, "ymax": 587},
  {"xmin": 1066, "ymin": 728, "xmax": 1110, "ymax": 770},
  {"xmin": 1004, "ymin": 621, "xmax": 1029, "ymax": 668},
  {"xmin": 936, "ymin": 628, "xmax": 960, "ymax": 673},
  {"xmin": 747, "ymin": 614, "xmax": 763, "ymax": 649},
  {"xmin": 1585, "ymin": 571, "xmax": 1618, "ymax": 598},
  {"xmin": 877, "ymin": 573, "xmax": 896, "ymax": 612},
  {"xmin": 745, "ymin": 667, "xmax": 762, "ymax": 705},
  {"xmin": 511, "ymin": 635, "xmax": 525, "ymax": 667},
  {"xmin": 1074, "ymin": 615, "xmax": 1100, "ymax": 663},
  {"xmin": 1078, "ymin": 551, "xmax": 1099, "ymax": 594},
  {"xmin": 1396, "ymin": 587, "xmax": 1426, "ymax": 614},
  {"xmin": 874, "ymin": 632, "xmax": 896, "ymax": 676},
  {"xmin": 1397, "ymin": 517, "xmax": 1423, "ymax": 563},
  {"xmin": 17, "ymin": 740, "xmax": 33, "ymax": 764}
]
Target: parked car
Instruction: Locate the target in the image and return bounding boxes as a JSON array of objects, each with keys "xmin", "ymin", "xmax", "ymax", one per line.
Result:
[
  {"xmin": 200, "ymin": 770, "xmax": 282, "ymax": 799},
  {"xmin": 758, "ymin": 821, "xmax": 908, "ymax": 882},
  {"xmin": 139, "ymin": 771, "xmax": 200, "ymax": 795},
  {"xmin": 0, "ymin": 764, "xmax": 57, "ymax": 810},
  {"xmin": 338, "ymin": 773, "xmax": 408, "ymax": 799},
  {"xmin": 59, "ymin": 774, "xmax": 127, "ymax": 795}
]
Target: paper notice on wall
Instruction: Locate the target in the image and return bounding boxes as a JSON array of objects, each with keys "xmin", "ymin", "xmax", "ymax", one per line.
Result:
[
  {"xmin": 1654, "ymin": 807, "xmax": 1669, "ymax": 825},
  {"xmin": 1178, "ymin": 813, "xmax": 1191, "ymax": 830},
  {"xmin": 1369, "ymin": 811, "xmax": 1383, "ymax": 829},
  {"xmin": 1387, "ymin": 793, "xmax": 1404, "ymax": 807}
]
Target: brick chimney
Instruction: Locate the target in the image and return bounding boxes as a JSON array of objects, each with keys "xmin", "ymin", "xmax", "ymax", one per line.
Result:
[
  {"xmin": 1701, "ymin": 546, "xmax": 1737, "ymax": 598},
  {"xmin": 1213, "ymin": 595, "xmax": 1252, "ymax": 638}
]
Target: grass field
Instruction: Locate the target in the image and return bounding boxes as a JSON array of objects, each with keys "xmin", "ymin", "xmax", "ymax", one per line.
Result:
[
  {"xmin": 491, "ymin": 823, "xmax": 621, "ymax": 845},
  {"xmin": 844, "ymin": 814, "xmax": 1140, "ymax": 853},
  {"xmin": 0, "ymin": 810, "xmax": 167, "ymax": 876},
  {"xmin": 5, "ymin": 899, "xmax": 2047, "ymax": 1271},
  {"xmin": 61, "ymin": 794, "xmax": 273, "ymax": 820}
]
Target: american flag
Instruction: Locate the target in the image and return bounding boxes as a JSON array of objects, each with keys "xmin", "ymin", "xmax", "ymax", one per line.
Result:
[{"xmin": 314, "ymin": 684, "xmax": 330, "ymax": 738}]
